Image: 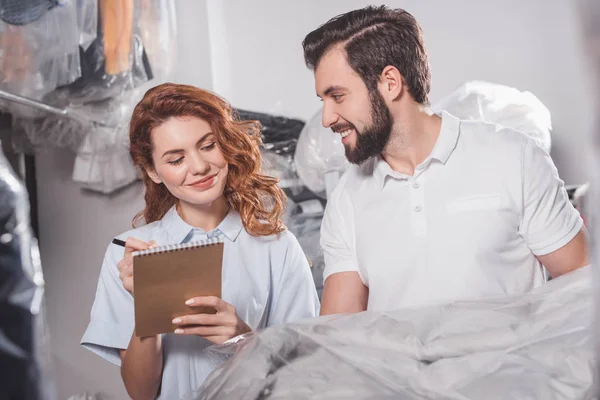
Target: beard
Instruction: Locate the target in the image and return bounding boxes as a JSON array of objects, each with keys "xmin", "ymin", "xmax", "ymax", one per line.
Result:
[{"xmin": 344, "ymin": 90, "xmax": 393, "ymax": 165}]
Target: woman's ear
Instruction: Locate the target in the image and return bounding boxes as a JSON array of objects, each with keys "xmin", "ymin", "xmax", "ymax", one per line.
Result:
[{"xmin": 145, "ymin": 168, "xmax": 162, "ymax": 184}]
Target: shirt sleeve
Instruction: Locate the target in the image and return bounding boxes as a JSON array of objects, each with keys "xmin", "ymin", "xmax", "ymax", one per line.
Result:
[
  {"xmin": 80, "ymin": 241, "xmax": 135, "ymax": 366},
  {"xmin": 519, "ymin": 137, "xmax": 583, "ymax": 256},
  {"xmin": 320, "ymin": 184, "xmax": 362, "ymax": 284},
  {"xmin": 267, "ymin": 232, "xmax": 320, "ymax": 326}
]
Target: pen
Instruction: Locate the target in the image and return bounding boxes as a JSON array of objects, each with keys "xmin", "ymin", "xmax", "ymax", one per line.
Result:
[{"xmin": 112, "ymin": 238, "xmax": 126, "ymax": 247}]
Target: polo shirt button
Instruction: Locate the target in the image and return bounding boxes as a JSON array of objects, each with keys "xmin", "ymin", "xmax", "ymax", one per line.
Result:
[
  {"xmin": 412, "ymin": 181, "xmax": 420, "ymax": 188},
  {"xmin": 414, "ymin": 205, "xmax": 422, "ymax": 212}
]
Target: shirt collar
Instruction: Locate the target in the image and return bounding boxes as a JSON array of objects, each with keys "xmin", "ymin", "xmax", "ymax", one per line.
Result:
[
  {"xmin": 430, "ymin": 111, "xmax": 460, "ymax": 165},
  {"xmin": 161, "ymin": 206, "xmax": 244, "ymax": 244},
  {"xmin": 372, "ymin": 111, "xmax": 461, "ymax": 190}
]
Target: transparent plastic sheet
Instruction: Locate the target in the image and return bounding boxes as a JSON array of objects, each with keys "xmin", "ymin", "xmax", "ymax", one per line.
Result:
[
  {"xmin": 236, "ymin": 109, "xmax": 306, "ymax": 197},
  {"xmin": 282, "ymin": 198, "xmax": 324, "ymax": 297},
  {"xmin": 190, "ymin": 266, "xmax": 594, "ymax": 400},
  {"xmin": 9, "ymin": 0, "xmax": 177, "ymax": 194},
  {"xmin": 431, "ymin": 81, "xmax": 552, "ymax": 153},
  {"xmin": 577, "ymin": 0, "xmax": 600, "ymax": 394},
  {"xmin": 293, "ymin": 108, "xmax": 349, "ymax": 199},
  {"xmin": 0, "ymin": 146, "xmax": 55, "ymax": 399},
  {"xmin": 75, "ymin": 0, "xmax": 98, "ymax": 51},
  {"xmin": 0, "ymin": 0, "xmax": 81, "ymax": 118}
]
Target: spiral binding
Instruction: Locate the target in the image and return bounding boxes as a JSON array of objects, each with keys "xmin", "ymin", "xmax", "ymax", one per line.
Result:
[{"xmin": 132, "ymin": 237, "xmax": 224, "ymax": 257}]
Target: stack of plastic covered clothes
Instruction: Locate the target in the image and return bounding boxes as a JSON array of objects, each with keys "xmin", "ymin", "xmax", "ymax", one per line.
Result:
[
  {"xmin": 0, "ymin": 144, "xmax": 54, "ymax": 400},
  {"xmin": 236, "ymin": 109, "xmax": 327, "ymax": 297},
  {"xmin": 191, "ymin": 266, "xmax": 595, "ymax": 400},
  {"xmin": 0, "ymin": 0, "xmax": 177, "ymax": 193}
]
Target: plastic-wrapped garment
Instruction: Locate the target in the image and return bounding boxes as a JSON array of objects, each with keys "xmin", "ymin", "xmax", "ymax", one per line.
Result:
[
  {"xmin": 64, "ymin": 0, "xmax": 155, "ymax": 105},
  {"xmin": 577, "ymin": 0, "xmax": 600, "ymax": 392},
  {"xmin": 235, "ymin": 109, "xmax": 305, "ymax": 157},
  {"xmin": 0, "ymin": 0, "xmax": 81, "ymax": 117},
  {"xmin": 0, "ymin": 1, "xmax": 59, "ymax": 26},
  {"xmin": 432, "ymin": 81, "xmax": 552, "ymax": 153},
  {"xmin": 261, "ymin": 150, "xmax": 305, "ymax": 198},
  {"xmin": 71, "ymin": 124, "xmax": 139, "ymax": 194},
  {"xmin": 67, "ymin": 0, "xmax": 176, "ymax": 193},
  {"xmin": 293, "ymin": 108, "xmax": 349, "ymax": 199},
  {"xmin": 0, "ymin": 145, "xmax": 55, "ymax": 400},
  {"xmin": 237, "ymin": 110, "xmax": 306, "ymax": 195},
  {"xmin": 191, "ymin": 266, "xmax": 594, "ymax": 400},
  {"xmin": 75, "ymin": 0, "xmax": 98, "ymax": 52},
  {"xmin": 282, "ymin": 199, "xmax": 325, "ymax": 297},
  {"xmin": 10, "ymin": 0, "xmax": 176, "ymax": 194}
]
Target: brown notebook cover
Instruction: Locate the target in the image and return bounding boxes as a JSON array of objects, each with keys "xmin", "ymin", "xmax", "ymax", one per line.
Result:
[{"xmin": 132, "ymin": 240, "xmax": 224, "ymax": 337}]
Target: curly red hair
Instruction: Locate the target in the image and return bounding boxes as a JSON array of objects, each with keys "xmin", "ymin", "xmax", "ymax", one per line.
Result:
[{"xmin": 129, "ymin": 83, "xmax": 286, "ymax": 236}]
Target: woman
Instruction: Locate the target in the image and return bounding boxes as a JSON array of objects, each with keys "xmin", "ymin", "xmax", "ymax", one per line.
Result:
[{"xmin": 81, "ymin": 83, "xmax": 320, "ymax": 400}]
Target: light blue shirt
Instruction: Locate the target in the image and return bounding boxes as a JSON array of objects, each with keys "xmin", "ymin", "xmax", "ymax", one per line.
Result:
[{"xmin": 81, "ymin": 207, "xmax": 320, "ymax": 399}]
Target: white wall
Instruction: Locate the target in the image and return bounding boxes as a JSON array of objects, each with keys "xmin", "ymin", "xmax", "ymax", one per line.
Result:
[
  {"xmin": 207, "ymin": 0, "xmax": 594, "ymax": 185},
  {"xmin": 36, "ymin": 1, "xmax": 593, "ymax": 399}
]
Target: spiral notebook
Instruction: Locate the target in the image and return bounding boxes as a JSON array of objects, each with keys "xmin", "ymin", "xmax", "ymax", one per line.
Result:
[{"xmin": 132, "ymin": 238, "xmax": 224, "ymax": 337}]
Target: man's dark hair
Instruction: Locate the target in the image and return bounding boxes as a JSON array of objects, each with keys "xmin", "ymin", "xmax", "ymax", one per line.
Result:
[{"xmin": 303, "ymin": 5, "xmax": 431, "ymax": 105}]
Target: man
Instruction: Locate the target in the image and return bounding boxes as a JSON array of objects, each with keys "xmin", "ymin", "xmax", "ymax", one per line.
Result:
[{"xmin": 302, "ymin": 6, "xmax": 589, "ymax": 315}]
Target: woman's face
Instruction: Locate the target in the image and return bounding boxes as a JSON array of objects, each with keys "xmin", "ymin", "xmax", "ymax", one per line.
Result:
[{"xmin": 147, "ymin": 116, "xmax": 228, "ymax": 207}]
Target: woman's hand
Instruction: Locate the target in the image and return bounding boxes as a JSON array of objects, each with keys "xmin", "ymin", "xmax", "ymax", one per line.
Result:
[
  {"xmin": 117, "ymin": 237, "xmax": 156, "ymax": 295},
  {"xmin": 171, "ymin": 296, "xmax": 252, "ymax": 344}
]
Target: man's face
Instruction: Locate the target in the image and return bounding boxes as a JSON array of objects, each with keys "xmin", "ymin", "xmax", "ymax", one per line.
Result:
[{"xmin": 315, "ymin": 48, "xmax": 392, "ymax": 164}]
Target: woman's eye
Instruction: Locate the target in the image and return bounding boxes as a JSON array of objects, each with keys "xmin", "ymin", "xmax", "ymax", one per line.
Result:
[
  {"xmin": 168, "ymin": 157, "xmax": 184, "ymax": 166},
  {"xmin": 202, "ymin": 142, "xmax": 217, "ymax": 151}
]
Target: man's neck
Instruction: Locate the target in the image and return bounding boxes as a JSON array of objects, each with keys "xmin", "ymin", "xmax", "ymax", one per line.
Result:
[
  {"xmin": 177, "ymin": 197, "xmax": 229, "ymax": 232},
  {"xmin": 381, "ymin": 106, "xmax": 442, "ymax": 176}
]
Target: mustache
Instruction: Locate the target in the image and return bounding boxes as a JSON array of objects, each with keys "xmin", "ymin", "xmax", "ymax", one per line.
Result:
[{"xmin": 331, "ymin": 123, "xmax": 355, "ymax": 134}]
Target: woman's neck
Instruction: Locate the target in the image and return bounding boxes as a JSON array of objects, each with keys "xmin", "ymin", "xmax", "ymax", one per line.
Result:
[{"xmin": 176, "ymin": 197, "xmax": 229, "ymax": 232}]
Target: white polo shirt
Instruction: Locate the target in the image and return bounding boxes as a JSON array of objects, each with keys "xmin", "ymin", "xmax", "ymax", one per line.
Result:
[{"xmin": 321, "ymin": 111, "xmax": 583, "ymax": 311}]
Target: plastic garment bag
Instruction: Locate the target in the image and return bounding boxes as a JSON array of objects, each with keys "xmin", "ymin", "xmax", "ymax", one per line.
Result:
[
  {"xmin": 0, "ymin": 145, "xmax": 54, "ymax": 400},
  {"xmin": 7, "ymin": 0, "xmax": 177, "ymax": 194},
  {"xmin": 577, "ymin": 0, "xmax": 600, "ymax": 394},
  {"xmin": 293, "ymin": 108, "xmax": 349, "ymax": 199},
  {"xmin": 191, "ymin": 267, "xmax": 594, "ymax": 400},
  {"xmin": 0, "ymin": 0, "xmax": 83, "ymax": 117},
  {"xmin": 432, "ymin": 81, "xmax": 552, "ymax": 153}
]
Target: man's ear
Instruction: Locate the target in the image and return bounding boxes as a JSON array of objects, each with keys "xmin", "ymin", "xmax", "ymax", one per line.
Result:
[
  {"xmin": 378, "ymin": 65, "xmax": 404, "ymax": 101},
  {"xmin": 145, "ymin": 168, "xmax": 162, "ymax": 184}
]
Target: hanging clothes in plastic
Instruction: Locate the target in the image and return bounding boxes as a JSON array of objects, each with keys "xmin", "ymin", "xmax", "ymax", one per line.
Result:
[
  {"xmin": 1, "ymin": 0, "xmax": 177, "ymax": 194},
  {"xmin": 0, "ymin": 0, "xmax": 83, "ymax": 118},
  {"xmin": 0, "ymin": 144, "xmax": 54, "ymax": 400}
]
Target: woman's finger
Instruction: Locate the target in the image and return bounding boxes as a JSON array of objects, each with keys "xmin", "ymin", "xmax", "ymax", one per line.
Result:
[
  {"xmin": 174, "ymin": 325, "xmax": 233, "ymax": 337},
  {"xmin": 185, "ymin": 296, "xmax": 230, "ymax": 312},
  {"xmin": 125, "ymin": 237, "xmax": 153, "ymax": 251},
  {"xmin": 172, "ymin": 313, "xmax": 233, "ymax": 327}
]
